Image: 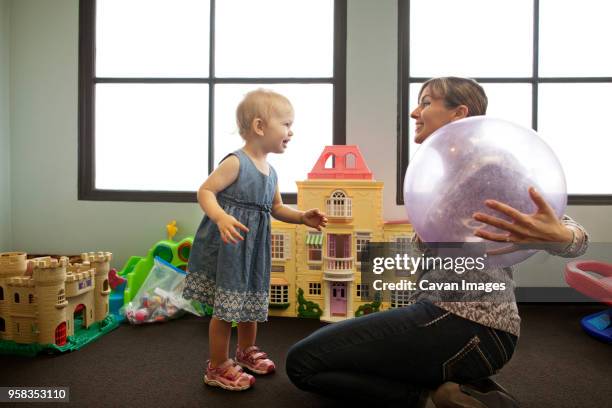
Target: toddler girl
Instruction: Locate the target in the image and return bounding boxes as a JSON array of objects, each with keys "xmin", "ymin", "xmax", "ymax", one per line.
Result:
[{"xmin": 184, "ymin": 89, "xmax": 328, "ymax": 391}]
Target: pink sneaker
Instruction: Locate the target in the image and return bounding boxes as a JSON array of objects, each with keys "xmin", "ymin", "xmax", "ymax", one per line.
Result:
[
  {"xmin": 235, "ymin": 346, "xmax": 276, "ymax": 375},
  {"xmin": 204, "ymin": 359, "xmax": 255, "ymax": 391}
]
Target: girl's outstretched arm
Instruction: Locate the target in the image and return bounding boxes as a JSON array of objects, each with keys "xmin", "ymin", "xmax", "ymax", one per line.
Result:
[
  {"xmin": 198, "ymin": 155, "xmax": 249, "ymax": 244},
  {"xmin": 271, "ymin": 186, "xmax": 328, "ymax": 230}
]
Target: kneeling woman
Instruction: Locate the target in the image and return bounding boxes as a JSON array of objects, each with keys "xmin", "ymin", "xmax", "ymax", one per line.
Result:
[{"xmin": 285, "ymin": 77, "xmax": 588, "ymax": 408}]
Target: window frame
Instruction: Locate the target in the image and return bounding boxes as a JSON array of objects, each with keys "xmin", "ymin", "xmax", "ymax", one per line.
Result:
[
  {"xmin": 397, "ymin": 0, "xmax": 612, "ymax": 205},
  {"xmin": 78, "ymin": 0, "xmax": 347, "ymax": 204}
]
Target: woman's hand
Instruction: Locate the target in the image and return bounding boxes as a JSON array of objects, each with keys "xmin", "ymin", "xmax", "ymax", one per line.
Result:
[
  {"xmin": 301, "ymin": 209, "xmax": 328, "ymax": 231},
  {"xmin": 472, "ymin": 187, "xmax": 573, "ymax": 248},
  {"xmin": 216, "ymin": 214, "xmax": 249, "ymax": 244}
]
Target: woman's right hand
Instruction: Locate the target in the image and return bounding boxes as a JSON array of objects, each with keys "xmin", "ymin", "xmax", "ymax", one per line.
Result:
[{"xmin": 216, "ymin": 214, "xmax": 249, "ymax": 244}]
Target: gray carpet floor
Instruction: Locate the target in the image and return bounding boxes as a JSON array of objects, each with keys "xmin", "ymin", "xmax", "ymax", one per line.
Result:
[{"xmin": 0, "ymin": 304, "xmax": 610, "ymax": 408}]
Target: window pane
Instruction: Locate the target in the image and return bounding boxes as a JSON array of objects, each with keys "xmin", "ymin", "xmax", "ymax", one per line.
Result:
[
  {"xmin": 407, "ymin": 83, "xmax": 532, "ymax": 159},
  {"xmin": 215, "ymin": 84, "xmax": 333, "ymax": 193},
  {"xmin": 538, "ymin": 83, "xmax": 612, "ymax": 195},
  {"xmin": 95, "ymin": 84, "xmax": 208, "ymax": 191},
  {"xmin": 215, "ymin": 0, "xmax": 334, "ymax": 77},
  {"xmin": 540, "ymin": 0, "xmax": 612, "ymax": 77},
  {"xmin": 96, "ymin": 0, "xmax": 210, "ymax": 77},
  {"xmin": 409, "ymin": 0, "xmax": 532, "ymax": 77}
]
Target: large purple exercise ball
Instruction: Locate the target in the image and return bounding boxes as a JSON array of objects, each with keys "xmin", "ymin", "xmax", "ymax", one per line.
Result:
[{"xmin": 403, "ymin": 116, "xmax": 567, "ymax": 268}]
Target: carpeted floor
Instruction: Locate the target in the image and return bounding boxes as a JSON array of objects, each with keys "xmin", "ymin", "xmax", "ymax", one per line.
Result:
[{"xmin": 0, "ymin": 304, "xmax": 610, "ymax": 408}]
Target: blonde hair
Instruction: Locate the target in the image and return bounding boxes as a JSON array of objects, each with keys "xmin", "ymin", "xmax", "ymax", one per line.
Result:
[
  {"xmin": 419, "ymin": 77, "xmax": 488, "ymax": 117},
  {"xmin": 236, "ymin": 88, "xmax": 293, "ymax": 138}
]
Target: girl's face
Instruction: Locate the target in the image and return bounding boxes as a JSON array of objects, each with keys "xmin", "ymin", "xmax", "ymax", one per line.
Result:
[
  {"xmin": 262, "ymin": 108, "xmax": 294, "ymax": 154},
  {"xmin": 410, "ymin": 86, "xmax": 461, "ymax": 144}
]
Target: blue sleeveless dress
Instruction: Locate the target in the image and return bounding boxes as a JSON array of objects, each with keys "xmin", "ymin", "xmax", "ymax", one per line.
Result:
[{"xmin": 183, "ymin": 149, "xmax": 277, "ymax": 322}]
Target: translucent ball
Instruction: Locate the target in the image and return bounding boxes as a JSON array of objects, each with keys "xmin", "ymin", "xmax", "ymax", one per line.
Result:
[{"xmin": 403, "ymin": 116, "xmax": 567, "ymax": 268}]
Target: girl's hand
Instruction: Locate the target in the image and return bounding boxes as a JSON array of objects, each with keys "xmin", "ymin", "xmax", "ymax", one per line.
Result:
[
  {"xmin": 216, "ymin": 214, "xmax": 249, "ymax": 244},
  {"xmin": 472, "ymin": 187, "xmax": 573, "ymax": 248},
  {"xmin": 301, "ymin": 209, "xmax": 328, "ymax": 231}
]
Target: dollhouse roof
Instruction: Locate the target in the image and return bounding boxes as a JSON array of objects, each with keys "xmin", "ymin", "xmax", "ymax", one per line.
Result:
[{"xmin": 307, "ymin": 145, "xmax": 373, "ymax": 180}]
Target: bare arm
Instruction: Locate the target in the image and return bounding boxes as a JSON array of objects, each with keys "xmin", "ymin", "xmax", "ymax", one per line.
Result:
[
  {"xmin": 271, "ymin": 185, "xmax": 304, "ymax": 224},
  {"xmin": 271, "ymin": 185, "xmax": 328, "ymax": 230},
  {"xmin": 198, "ymin": 155, "xmax": 249, "ymax": 244}
]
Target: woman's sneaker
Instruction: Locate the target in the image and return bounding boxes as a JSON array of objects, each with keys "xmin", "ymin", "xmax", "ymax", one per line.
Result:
[
  {"xmin": 204, "ymin": 359, "xmax": 255, "ymax": 391},
  {"xmin": 432, "ymin": 378, "xmax": 520, "ymax": 408},
  {"xmin": 235, "ymin": 346, "xmax": 276, "ymax": 375}
]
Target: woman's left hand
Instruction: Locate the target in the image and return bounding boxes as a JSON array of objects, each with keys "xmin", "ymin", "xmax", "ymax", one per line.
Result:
[
  {"xmin": 302, "ymin": 209, "xmax": 328, "ymax": 231},
  {"xmin": 472, "ymin": 187, "xmax": 573, "ymax": 247}
]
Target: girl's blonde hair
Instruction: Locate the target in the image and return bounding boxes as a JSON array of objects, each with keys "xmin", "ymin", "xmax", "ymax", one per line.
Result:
[
  {"xmin": 419, "ymin": 77, "xmax": 488, "ymax": 117},
  {"xmin": 236, "ymin": 89, "xmax": 293, "ymax": 138}
]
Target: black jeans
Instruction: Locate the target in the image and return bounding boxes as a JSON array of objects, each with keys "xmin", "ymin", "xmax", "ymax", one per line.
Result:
[{"xmin": 286, "ymin": 300, "xmax": 518, "ymax": 408}]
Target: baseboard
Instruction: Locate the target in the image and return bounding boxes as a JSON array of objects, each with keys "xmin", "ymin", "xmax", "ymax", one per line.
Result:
[{"xmin": 516, "ymin": 287, "xmax": 595, "ymax": 303}]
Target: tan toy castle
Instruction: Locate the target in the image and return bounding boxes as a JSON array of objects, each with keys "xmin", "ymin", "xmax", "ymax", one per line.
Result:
[
  {"xmin": 0, "ymin": 252, "xmax": 112, "ymax": 346},
  {"xmin": 267, "ymin": 146, "xmax": 413, "ymax": 322}
]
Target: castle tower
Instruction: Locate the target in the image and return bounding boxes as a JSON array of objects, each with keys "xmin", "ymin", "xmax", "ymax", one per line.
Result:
[
  {"xmin": 82, "ymin": 252, "xmax": 112, "ymax": 322},
  {"xmin": 31, "ymin": 257, "xmax": 68, "ymax": 345},
  {"xmin": 0, "ymin": 252, "xmax": 28, "ymax": 341}
]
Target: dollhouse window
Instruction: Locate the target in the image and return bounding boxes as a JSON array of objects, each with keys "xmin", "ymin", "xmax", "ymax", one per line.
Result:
[
  {"xmin": 103, "ymin": 279, "xmax": 109, "ymax": 291},
  {"xmin": 307, "ymin": 232, "xmax": 323, "ymax": 262},
  {"xmin": 0, "ymin": 318, "xmax": 5, "ymax": 332},
  {"xmin": 270, "ymin": 285, "xmax": 289, "ymax": 304},
  {"xmin": 14, "ymin": 293, "xmax": 20, "ymax": 303},
  {"xmin": 0, "ymin": 286, "xmax": 4, "ymax": 301},
  {"xmin": 28, "ymin": 294, "xmax": 34, "ymax": 304},
  {"xmin": 309, "ymin": 283, "xmax": 322, "ymax": 296},
  {"xmin": 390, "ymin": 290, "xmax": 412, "ymax": 308},
  {"xmin": 271, "ymin": 234, "xmax": 285, "ymax": 260},
  {"xmin": 356, "ymin": 284, "xmax": 369, "ymax": 298},
  {"xmin": 345, "ymin": 153, "xmax": 356, "ymax": 168},
  {"xmin": 57, "ymin": 289, "xmax": 65, "ymax": 304},
  {"xmin": 326, "ymin": 190, "xmax": 352, "ymax": 217},
  {"xmin": 356, "ymin": 232, "xmax": 371, "ymax": 263}
]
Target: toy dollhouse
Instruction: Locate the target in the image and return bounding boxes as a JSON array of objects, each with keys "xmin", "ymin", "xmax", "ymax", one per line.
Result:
[
  {"xmin": 268, "ymin": 146, "xmax": 413, "ymax": 322},
  {"xmin": 0, "ymin": 251, "xmax": 116, "ymax": 353}
]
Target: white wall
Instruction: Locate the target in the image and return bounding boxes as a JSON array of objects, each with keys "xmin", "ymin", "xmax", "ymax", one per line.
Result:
[
  {"xmin": 0, "ymin": 0, "xmax": 12, "ymax": 251},
  {"xmin": 8, "ymin": 0, "xmax": 612, "ymax": 285}
]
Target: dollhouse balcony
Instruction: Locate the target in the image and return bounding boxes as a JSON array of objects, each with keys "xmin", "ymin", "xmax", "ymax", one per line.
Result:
[{"xmin": 323, "ymin": 256, "xmax": 355, "ymax": 281}]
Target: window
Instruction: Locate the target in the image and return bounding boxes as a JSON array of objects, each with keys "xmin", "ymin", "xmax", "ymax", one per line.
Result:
[
  {"xmin": 57, "ymin": 289, "xmax": 65, "ymax": 304},
  {"xmin": 14, "ymin": 293, "xmax": 19, "ymax": 304},
  {"xmin": 355, "ymin": 232, "xmax": 371, "ymax": 263},
  {"xmin": 28, "ymin": 294, "xmax": 34, "ymax": 304},
  {"xmin": 271, "ymin": 233, "xmax": 289, "ymax": 260},
  {"xmin": 0, "ymin": 318, "xmax": 4, "ymax": 332},
  {"xmin": 309, "ymin": 282, "xmax": 322, "ymax": 296},
  {"xmin": 356, "ymin": 284, "xmax": 369, "ymax": 298},
  {"xmin": 270, "ymin": 285, "xmax": 289, "ymax": 304},
  {"xmin": 326, "ymin": 190, "xmax": 352, "ymax": 217},
  {"xmin": 398, "ymin": 0, "xmax": 612, "ymax": 205},
  {"xmin": 307, "ymin": 231, "xmax": 323, "ymax": 262},
  {"xmin": 0, "ymin": 286, "xmax": 3, "ymax": 301},
  {"xmin": 390, "ymin": 290, "xmax": 412, "ymax": 308},
  {"xmin": 79, "ymin": 0, "xmax": 347, "ymax": 204}
]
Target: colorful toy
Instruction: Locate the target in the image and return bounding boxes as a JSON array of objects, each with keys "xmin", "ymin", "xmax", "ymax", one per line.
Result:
[
  {"xmin": 0, "ymin": 252, "xmax": 120, "ymax": 356},
  {"xmin": 403, "ymin": 116, "xmax": 567, "ymax": 267},
  {"xmin": 565, "ymin": 260, "xmax": 612, "ymax": 343},
  {"xmin": 268, "ymin": 146, "xmax": 413, "ymax": 322}
]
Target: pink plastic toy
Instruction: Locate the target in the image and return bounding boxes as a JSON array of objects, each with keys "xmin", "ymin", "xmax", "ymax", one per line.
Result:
[{"xmin": 565, "ymin": 261, "xmax": 612, "ymax": 306}]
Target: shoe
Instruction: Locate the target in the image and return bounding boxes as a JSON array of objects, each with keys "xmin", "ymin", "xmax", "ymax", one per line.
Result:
[
  {"xmin": 204, "ymin": 359, "xmax": 255, "ymax": 391},
  {"xmin": 432, "ymin": 378, "xmax": 520, "ymax": 408},
  {"xmin": 235, "ymin": 345, "xmax": 276, "ymax": 375}
]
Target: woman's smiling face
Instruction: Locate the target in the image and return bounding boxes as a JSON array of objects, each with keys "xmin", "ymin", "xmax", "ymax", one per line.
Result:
[{"xmin": 410, "ymin": 85, "xmax": 460, "ymax": 144}]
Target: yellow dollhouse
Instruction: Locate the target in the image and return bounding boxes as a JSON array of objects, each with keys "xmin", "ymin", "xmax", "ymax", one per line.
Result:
[
  {"xmin": 0, "ymin": 252, "xmax": 112, "ymax": 346},
  {"xmin": 268, "ymin": 146, "xmax": 413, "ymax": 322}
]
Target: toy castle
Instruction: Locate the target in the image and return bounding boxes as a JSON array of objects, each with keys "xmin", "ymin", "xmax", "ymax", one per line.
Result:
[
  {"xmin": 0, "ymin": 252, "xmax": 112, "ymax": 346},
  {"xmin": 268, "ymin": 146, "xmax": 413, "ymax": 322}
]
